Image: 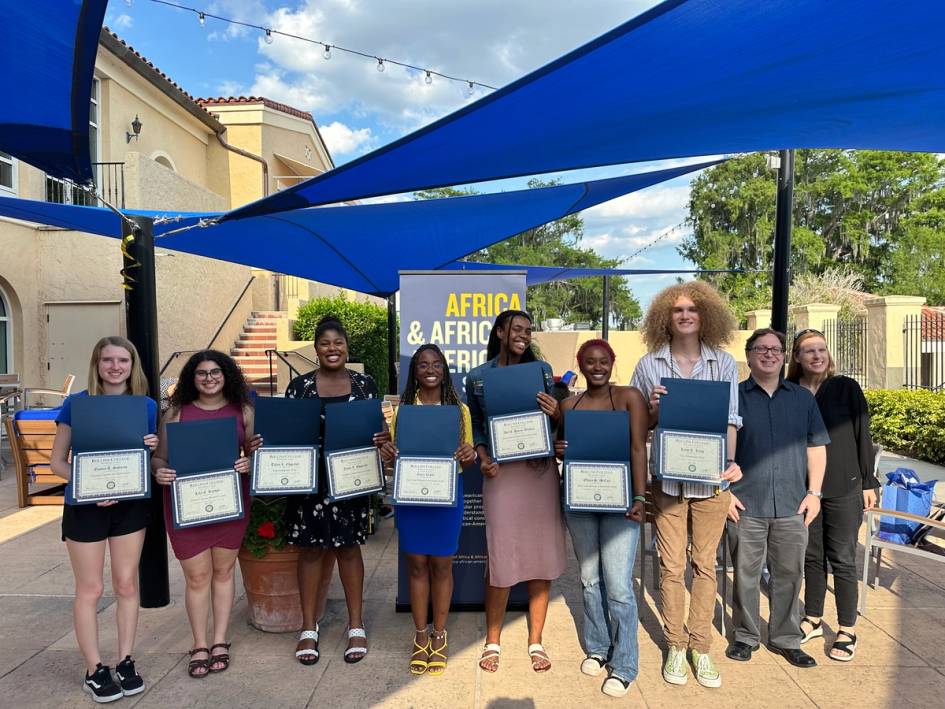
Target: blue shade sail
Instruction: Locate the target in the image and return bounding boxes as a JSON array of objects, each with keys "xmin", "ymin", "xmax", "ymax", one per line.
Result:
[
  {"xmin": 440, "ymin": 261, "xmax": 742, "ymax": 287},
  {"xmin": 0, "ymin": 0, "xmax": 107, "ymax": 181},
  {"xmin": 224, "ymin": 0, "xmax": 945, "ymax": 220},
  {"xmin": 0, "ymin": 160, "xmax": 719, "ymax": 296}
]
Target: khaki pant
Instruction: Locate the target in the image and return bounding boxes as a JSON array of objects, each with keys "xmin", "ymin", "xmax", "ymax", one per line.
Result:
[{"xmin": 653, "ymin": 484, "xmax": 730, "ymax": 653}]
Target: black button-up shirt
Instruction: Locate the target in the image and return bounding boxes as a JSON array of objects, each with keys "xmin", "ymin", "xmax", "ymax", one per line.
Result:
[{"xmin": 732, "ymin": 377, "xmax": 830, "ymax": 518}]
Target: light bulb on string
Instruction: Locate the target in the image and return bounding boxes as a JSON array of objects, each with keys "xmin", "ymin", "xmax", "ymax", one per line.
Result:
[
  {"xmin": 198, "ymin": 12, "xmax": 205, "ymax": 27},
  {"xmin": 323, "ymin": 44, "xmax": 331, "ymax": 60},
  {"xmin": 376, "ymin": 58, "xmax": 385, "ymax": 72},
  {"xmin": 465, "ymin": 81, "xmax": 475, "ymax": 97},
  {"xmin": 264, "ymin": 29, "xmax": 274, "ymax": 45},
  {"xmin": 425, "ymin": 71, "xmax": 433, "ymax": 85}
]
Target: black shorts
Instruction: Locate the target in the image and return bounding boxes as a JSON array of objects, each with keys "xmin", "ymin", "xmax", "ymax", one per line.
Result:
[{"xmin": 61, "ymin": 499, "xmax": 151, "ymax": 543}]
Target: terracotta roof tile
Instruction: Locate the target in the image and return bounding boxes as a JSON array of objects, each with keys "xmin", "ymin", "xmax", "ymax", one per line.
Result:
[{"xmin": 196, "ymin": 96, "xmax": 317, "ymax": 125}]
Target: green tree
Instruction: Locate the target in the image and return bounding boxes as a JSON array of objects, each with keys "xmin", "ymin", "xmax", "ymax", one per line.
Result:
[
  {"xmin": 416, "ymin": 182, "xmax": 642, "ymax": 328},
  {"xmin": 682, "ymin": 150, "xmax": 945, "ymax": 318},
  {"xmin": 885, "ymin": 188, "xmax": 945, "ymax": 305}
]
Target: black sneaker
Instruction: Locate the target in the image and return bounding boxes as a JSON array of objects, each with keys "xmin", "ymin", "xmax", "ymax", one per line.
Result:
[
  {"xmin": 116, "ymin": 656, "xmax": 145, "ymax": 696},
  {"xmin": 83, "ymin": 663, "xmax": 123, "ymax": 703}
]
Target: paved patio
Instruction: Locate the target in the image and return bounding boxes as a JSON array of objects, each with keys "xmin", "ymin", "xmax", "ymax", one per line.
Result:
[{"xmin": 0, "ymin": 452, "xmax": 943, "ymax": 708}]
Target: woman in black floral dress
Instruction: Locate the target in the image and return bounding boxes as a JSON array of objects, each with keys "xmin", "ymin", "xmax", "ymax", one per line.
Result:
[{"xmin": 282, "ymin": 316, "xmax": 383, "ymax": 666}]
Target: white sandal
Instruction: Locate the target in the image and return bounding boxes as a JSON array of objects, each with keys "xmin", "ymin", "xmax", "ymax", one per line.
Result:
[
  {"xmin": 344, "ymin": 627, "xmax": 368, "ymax": 664},
  {"xmin": 528, "ymin": 643, "xmax": 551, "ymax": 673},
  {"xmin": 479, "ymin": 643, "xmax": 501, "ymax": 673},
  {"xmin": 295, "ymin": 627, "xmax": 319, "ymax": 666}
]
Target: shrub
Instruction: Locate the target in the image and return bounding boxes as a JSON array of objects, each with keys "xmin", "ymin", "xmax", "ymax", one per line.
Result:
[
  {"xmin": 865, "ymin": 389, "xmax": 945, "ymax": 465},
  {"xmin": 294, "ymin": 294, "xmax": 393, "ymax": 393}
]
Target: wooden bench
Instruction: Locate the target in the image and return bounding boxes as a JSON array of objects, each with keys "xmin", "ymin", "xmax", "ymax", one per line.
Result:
[{"xmin": 3, "ymin": 416, "xmax": 66, "ymax": 507}]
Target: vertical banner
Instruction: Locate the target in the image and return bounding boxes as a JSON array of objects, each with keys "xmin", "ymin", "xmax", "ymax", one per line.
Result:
[{"xmin": 397, "ymin": 270, "xmax": 527, "ymax": 611}]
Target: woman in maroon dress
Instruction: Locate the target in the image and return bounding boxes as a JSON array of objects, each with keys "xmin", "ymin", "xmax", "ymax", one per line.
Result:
[{"xmin": 152, "ymin": 351, "xmax": 254, "ymax": 678}]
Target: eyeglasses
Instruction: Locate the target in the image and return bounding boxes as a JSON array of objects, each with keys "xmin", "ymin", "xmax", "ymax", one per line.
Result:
[
  {"xmin": 416, "ymin": 362, "xmax": 444, "ymax": 372},
  {"xmin": 195, "ymin": 368, "xmax": 224, "ymax": 380},
  {"xmin": 748, "ymin": 346, "xmax": 785, "ymax": 356},
  {"xmin": 794, "ymin": 328, "xmax": 824, "ymax": 340}
]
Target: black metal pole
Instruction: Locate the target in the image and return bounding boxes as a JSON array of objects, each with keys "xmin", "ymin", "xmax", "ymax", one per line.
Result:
[
  {"xmin": 601, "ymin": 275, "xmax": 611, "ymax": 340},
  {"xmin": 387, "ymin": 295, "xmax": 398, "ymax": 394},
  {"xmin": 771, "ymin": 149, "xmax": 795, "ymax": 334},
  {"xmin": 122, "ymin": 215, "xmax": 170, "ymax": 608}
]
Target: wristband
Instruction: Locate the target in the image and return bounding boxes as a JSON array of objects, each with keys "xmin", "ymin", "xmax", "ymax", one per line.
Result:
[
  {"xmin": 632, "ymin": 495, "xmax": 646, "ymax": 503},
  {"xmin": 807, "ymin": 490, "xmax": 823, "ymax": 499}
]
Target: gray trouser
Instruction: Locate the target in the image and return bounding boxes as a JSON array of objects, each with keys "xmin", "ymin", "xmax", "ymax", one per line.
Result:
[{"xmin": 727, "ymin": 515, "xmax": 808, "ymax": 649}]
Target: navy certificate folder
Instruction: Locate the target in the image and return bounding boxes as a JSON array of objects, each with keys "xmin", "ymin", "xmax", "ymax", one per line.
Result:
[
  {"xmin": 563, "ymin": 410, "xmax": 630, "ymax": 462},
  {"xmin": 167, "ymin": 418, "xmax": 238, "ymax": 475},
  {"xmin": 71, "ymin": 396, "xmax": 148, "ymax": 453},
  {"xmin": 481, "ymin": 361, "xmax": 545, "ymax": 416},
  {"xmin": 324, "ymin": 399, "xmax": 383, "ymax": 451},
  {"xmin": 658, "ymin": 378, "xmax": 729, "ymax": 434},
  {"xmin": 396, "ymin": 405, "xmax": 460, "ymax": 457},
  {"xmin": 254, "ymin": 396, "xmax": 321, "ymax": 446}
]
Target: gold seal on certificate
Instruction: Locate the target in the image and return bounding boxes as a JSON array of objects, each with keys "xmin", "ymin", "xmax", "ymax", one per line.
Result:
[
  {"xmin": 69, "ymin": 449, "xmax": 150, "ymax": 504},
  {"xmin": 393, "ymin": 456, "xmax": 458, "ymax": 507},
  {"xmin": 564, "ymin": 461, "xmax": 630, "ymax": 513},
  {"xmin": 658, "ymin": 430, "xmax": 725, "ymax": 484},
  {"xmin": 252, "ymin": 446, "xmax": 318, "ymax": 495},
  {"xmin": 488, "ymin": 411, "xmax": 552, "ymax": 463},
  {"xmin": 325, "ymin": 446, "xmax": 384, "ymax": 501},
  {"xmin": 172, "ymin": 469, "xmax": 244, "ymax": 529}
]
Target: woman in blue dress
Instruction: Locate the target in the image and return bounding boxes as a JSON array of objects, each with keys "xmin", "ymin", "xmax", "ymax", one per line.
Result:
[{"xmin": 379, "ymin": 345, "xmax": 477, "ymax": 676}]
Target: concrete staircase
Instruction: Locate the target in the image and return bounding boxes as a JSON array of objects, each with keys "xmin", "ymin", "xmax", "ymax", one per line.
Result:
[{"xmin": 231, "ymin": 311, "xmax": 285, "ymax": 396}]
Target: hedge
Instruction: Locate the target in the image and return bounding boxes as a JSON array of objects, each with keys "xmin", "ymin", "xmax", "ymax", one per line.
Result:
[
  {"xmin": 865, "ymin": 389, "xmax": 945, "ymax": 465},
  {"xmin": 294, "ymin": 295, "xmax": 393, "ymax": 394}
]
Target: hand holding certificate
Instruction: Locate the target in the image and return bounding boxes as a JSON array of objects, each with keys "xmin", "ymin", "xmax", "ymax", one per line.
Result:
[
  {"xmin": 563, "ymin": 410, "xmax": 631, "ymax": 513},
  {"xmin": 167, "ymin": 418, "xmax": 244, "ymax": 529},
  {"xmin": 482, "ymin": 362, "xmax": 553, "ymax": 464},
  {"xmin": 654, "ymin": 378, "xmax": 728, "ymax": 485},
  {"xmin": 251, "ymin": 397, "xmax": 320, "ymax": 495},
  {"xmin": 392, "ymin": 405, "xmax": 460, "ymax": 507},
  {"xmin": 324, "ymin": 399, "xmax": 385, "ymax": 501},
  {"xmin": 66, "ymin": 396, "xmax": 151, "ymax": 505}
]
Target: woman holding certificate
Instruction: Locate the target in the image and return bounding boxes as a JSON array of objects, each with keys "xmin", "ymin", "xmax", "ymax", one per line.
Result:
[
  {"xmin": 787, "ymin": 329, "xmax": 879, "ymax": 662},
  {"xmin": 151, "ymin": 351, "xmax": 253, "ymax": 678},
  {"xmin": 629, "ymin": 281, "xmax": 742, "ymax": 689},
  {"xmin": 555, "ymin": 339, "xmax": 648, "ymax": 697},
  {"xmin": 282, "ymin": 316, "xmax": 381, "ymax": 666},
  {"xmin": 378, "ymin": 344, "xmax": 477, "ymax": 675},
  {"xmin": 51, "ymin": 336, "xmax": 158, "ymax": 702},
  {"xmin": 466, "ymin": 309, "xmax": 567, "ymax": 674}
]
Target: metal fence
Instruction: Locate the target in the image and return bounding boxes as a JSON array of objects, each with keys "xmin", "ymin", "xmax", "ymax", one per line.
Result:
[
  {"xmin": 790, "ymin": 317, "xmax": 868, "ymax": 387},
  {"xmin": 903, "ymin": 312, "xmax": 945, "ymax": 391},
  {"xmin": 45, "ymin": 161, "xmax": 124, "ymax": 209}
]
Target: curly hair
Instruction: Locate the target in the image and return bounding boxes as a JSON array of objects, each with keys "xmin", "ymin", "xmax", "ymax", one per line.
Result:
[
  {"xmin": 170, "ymin": 350, "xmax": 251, "ymax": 409},
  {"xmin": 400, "ymin": 344, "xmax": 468, "ymax": 441},
  {"xmin": 641, "ymin": 281, "xmax": 736, "ymax": 350}
]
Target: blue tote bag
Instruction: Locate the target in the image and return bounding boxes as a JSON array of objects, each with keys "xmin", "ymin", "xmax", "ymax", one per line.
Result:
[{"xmin": 878, "ymin": 468, "xmax": 938, "ymax": 544}]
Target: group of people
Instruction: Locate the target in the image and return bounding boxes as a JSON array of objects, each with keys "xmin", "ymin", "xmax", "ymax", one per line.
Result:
[{"xmin": 52, "ymin": 281, "xmax": 879, "ymax": 703}]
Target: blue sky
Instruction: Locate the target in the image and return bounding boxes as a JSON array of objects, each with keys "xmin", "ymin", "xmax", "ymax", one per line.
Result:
[{"xmin": 107, "ymin": 0, "xmax": 713, "ymax": 309}]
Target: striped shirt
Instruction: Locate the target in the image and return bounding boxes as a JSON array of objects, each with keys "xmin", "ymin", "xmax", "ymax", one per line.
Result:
[{"xmin": 630, "ymin": 343, "xmax": 742, "ymax": 499}]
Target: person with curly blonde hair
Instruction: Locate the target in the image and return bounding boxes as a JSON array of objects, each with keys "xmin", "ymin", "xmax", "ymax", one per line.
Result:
[{"xmin": 630, "ymin": 281, "xmax": 742, "ymax": 689}]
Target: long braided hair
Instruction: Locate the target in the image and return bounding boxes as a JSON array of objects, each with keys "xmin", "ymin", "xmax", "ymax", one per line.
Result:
[
  {"xmin": 486, "ymin": 309, "xmax": 539, "ymax": 365},
  {"xmin": 400, "ymin": 344, "xmax": 468, "ymax": 442}
]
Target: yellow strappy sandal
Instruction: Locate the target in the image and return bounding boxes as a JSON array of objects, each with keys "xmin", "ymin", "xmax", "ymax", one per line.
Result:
[
  {"xmin": 409, "ymin": 633, "xmax": 430, "ymax": 675},
  {"xmin": 427, "ymin": 630, "xmax": 448, "ymax": 676}
]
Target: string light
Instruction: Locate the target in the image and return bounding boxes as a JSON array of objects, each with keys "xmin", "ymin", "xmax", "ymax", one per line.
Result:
[
  {"xmin": 146, "ymin": 0, "xmax": 497, "ymax": 91},
  {"xmin": 198, "ymin": 11, "xmax": 205, "ymax": 26},
  {"xmin": 626, "ymin": 222, "xmax": 686, "ymax": 261},
  {"xmin": 425, "ymin": 71, "xmax": 433, "ymax": 85}
]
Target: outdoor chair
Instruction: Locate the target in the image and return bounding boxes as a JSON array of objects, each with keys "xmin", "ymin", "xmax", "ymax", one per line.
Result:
[
  {"xmin": 22, "ymin": 374, "xmax": 75, "ymax": 410},
  {"xmin": 0, "ymin": 373, "xmax": 23, "ymax": 478},
  {"xmin": 5, "ymin": 410, "xmax": 65, "ymax": 508}
]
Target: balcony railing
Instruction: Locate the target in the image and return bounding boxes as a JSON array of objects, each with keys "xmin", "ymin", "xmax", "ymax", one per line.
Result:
[{"xmin": 45, "ymin": 161, "xmax": 124, "ymax": 209}]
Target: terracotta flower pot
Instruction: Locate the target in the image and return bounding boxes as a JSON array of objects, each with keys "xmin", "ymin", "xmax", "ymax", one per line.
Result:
[{"xmin": 238, "ymin": 545, "xmax": 302, "ymax": 633}]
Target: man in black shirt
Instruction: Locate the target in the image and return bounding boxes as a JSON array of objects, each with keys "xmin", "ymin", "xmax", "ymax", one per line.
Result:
[{"xmin": 725, "ymin": 329, "xmax": 829, "ymax": 668}]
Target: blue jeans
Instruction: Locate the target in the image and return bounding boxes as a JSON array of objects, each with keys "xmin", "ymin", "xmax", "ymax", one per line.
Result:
[{"xmin": 565, "ymin": 511, "xmax": 640, "ymax": 682}]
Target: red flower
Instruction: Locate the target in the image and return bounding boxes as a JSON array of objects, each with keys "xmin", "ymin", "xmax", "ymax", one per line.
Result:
[{"xmin": 257, "ymin": 521, "xmax": 276, "ymax": 539}]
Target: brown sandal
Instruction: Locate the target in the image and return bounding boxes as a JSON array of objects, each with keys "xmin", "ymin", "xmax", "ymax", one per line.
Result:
[
  {"xmin": 188, "ymin": 647, "xmax": 210, "ymax": 678},
  {"xmin": 209, "ymin": 642, "xmax": 231, "ymax": 673}
]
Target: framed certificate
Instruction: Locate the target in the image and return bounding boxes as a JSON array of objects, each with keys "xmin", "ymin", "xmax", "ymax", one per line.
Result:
[
  {"xmin": 251, "ymin": 446, "xmax": 318, "ymax": 496},
  {"xmin": 393, "ymin": 456, "xmax": 458, "ymax": 507},
  {"xmin": 325, "ymin": 446, "xmax": 385, "ymax": 501},
  {"xmin": 657, "ymin": 429, "xmax": 726, "ymax": 485},
  {"xmin": 67, "ymin": 448, "xmax": 151, "ymax": 505},
  {"xmin": 171, "ymin": 469, "xmax": 245, "ymax": 529},
  {"xmin": 564, "ymin": 460, "xmax": 630, "ymax": 513},
  {"xmin": 488, "ymin": 411, "xmax": 553, "ymax": 463}
]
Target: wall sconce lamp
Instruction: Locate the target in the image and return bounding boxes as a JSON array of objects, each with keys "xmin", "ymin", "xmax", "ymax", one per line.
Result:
[{"xmin": 126, "ymin": 115, "xmax": 143, "ymax": 143}]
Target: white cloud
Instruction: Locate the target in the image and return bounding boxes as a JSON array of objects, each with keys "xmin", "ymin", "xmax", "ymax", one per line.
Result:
[
  {"xmin": 113, "ymin": 13, "xmax": 133, "ymax": 30},
  {"xmin": 588, "ymin": 186, "xmax": 691, "ymax": 221},
  {"xmin": 319, "ymin": 121, "xmax": 374, "ymax": 156}
]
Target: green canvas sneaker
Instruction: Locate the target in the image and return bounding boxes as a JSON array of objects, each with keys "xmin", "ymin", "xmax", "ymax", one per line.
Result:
[
  {"xmin": 690, "ymin": 649, "xmax": 722, "ymax": 688},
  {"xmin": 662, "ymin": 646, "xmax": 688, "ymax": 685}
]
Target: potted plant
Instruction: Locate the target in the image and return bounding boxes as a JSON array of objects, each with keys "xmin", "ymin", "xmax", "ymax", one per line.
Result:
[{"xmin": 238, "ymin": 497, "xmax": 303, "ymax": 633}]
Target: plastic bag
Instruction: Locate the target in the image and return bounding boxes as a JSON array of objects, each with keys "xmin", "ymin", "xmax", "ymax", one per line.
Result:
[{"xmin": 878, "ymin": 468, "xmax": 938, "ymax": 544}]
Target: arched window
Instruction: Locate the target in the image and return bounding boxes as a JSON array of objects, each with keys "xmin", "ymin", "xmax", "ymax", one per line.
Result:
[{"xmin": 0, "ymin": 284, "xmax": 11, "ymax": 374}]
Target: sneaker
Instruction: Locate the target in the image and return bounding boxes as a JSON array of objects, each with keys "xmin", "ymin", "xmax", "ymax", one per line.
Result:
[
  {"xmin": 115, "ymin": 656, "xmax": 145, "ymax": 696},
  {"xmin": 662, "ymin": 646, "xmax": 688, "ymax": 685},
  {"xmin": 580, "ymin": 655, "xmax": 607, "ymax": 677},
  {"xmin": 690, "ymin": 650, "xmax": 722, "ymax": 688},
  {"xmin": 83, "ymin": 663, "xmax": 123, "ymax": 703},
  {"xmin": 601, "ymin": 673, "xmax": 632, "ymax": 698}
]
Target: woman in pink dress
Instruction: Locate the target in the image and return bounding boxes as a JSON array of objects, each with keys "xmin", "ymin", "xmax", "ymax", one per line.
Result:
[{"xmin": 151, "ymin": 351, "xmax": 253, "ymax": 678}]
